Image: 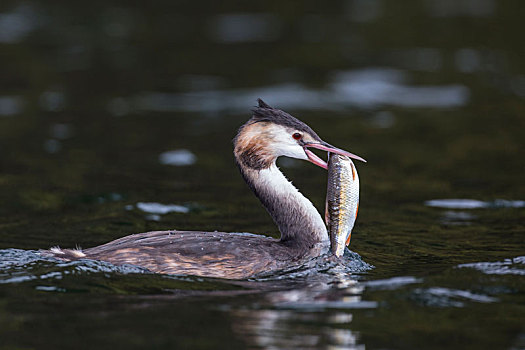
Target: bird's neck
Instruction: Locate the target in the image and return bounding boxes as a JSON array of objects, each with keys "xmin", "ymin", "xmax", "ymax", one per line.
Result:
[{"xmin": 237, "ymin": 161, "xmax": 329, "ymax": 252}]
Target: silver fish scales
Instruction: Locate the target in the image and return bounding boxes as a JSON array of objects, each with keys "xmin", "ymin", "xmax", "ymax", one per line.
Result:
[{"xmin": 325, "ymin": 154, "xmax": 360, "ymax": 257}]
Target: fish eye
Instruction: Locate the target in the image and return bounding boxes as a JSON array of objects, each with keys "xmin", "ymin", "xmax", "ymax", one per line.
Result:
[{"xmin": 292, "ymin": 132, "xmax": 302, "ymax": 140}]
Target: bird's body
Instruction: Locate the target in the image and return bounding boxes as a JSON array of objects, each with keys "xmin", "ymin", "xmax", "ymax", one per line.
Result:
[
  {"xmin": 65, "ymin": 230, "xmax": 326, "ymax": 279},
  {"xmin": 43, "ymin": 99, "xmax": 365, "ymax": 279}
]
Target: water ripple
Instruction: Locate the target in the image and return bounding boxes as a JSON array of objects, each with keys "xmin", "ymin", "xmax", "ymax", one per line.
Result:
[
  {"xmin": 363, "ymin": 276, "xmax": 422, "ymax": 290},
  {"xmin": 115, "ymin": 68, "xmax": 469, "ymax": 114},
  {"xmin": 255, "ymin": 249, "xmax": 373, "ymax": 282},
  {"xmin": 0, "ymin": 248, "xmax": 150, "ymax": 285},
  {"xmin": 0, "ymin": 96, "xmax": 24, "ymax": 116},
  {"xmin": 413, "ymin": 287, "xmax": 498, "ymax": 307},
  {"xmin": 458, "ymin": 256, "xmax": 525, "ymax": 276},
  {"xmin": 158, "ymin": 149, "xmax": 197, "ymax": 166},
  {"xmin": 135, "ymin": 202, "xmax": 190, "ymax": 214},
  {"xmin": 276, "ymin": 300, "xmax": 378, "ymax": 310},
  {"xmin": 0, "ymin": 4, "xmax": 39, "ymax": 43},
  {"xmin": 425, "ymin": 198, "xmax": 525, "ymax": 209}
]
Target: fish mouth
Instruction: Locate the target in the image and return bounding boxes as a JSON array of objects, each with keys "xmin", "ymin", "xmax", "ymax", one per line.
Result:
[{"xmin": 303, "ymin": 142, "xmax": 366, "ymax": 169}]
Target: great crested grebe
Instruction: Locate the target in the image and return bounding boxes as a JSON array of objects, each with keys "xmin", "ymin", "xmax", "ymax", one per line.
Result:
[{"xmin": 45, "ymin": 99, "xmax": 365, "ymax": 279}]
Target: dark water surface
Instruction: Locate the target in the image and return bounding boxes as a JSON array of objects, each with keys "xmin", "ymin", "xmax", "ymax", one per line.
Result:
[{"xmin": 1, "ymin": 1, "xmax": 524, "ymax": 349}]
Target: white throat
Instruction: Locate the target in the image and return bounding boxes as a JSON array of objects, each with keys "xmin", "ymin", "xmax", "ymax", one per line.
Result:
[{"xmin": 242, "ymin": 162, "xmax": 329, "ymax": 248}]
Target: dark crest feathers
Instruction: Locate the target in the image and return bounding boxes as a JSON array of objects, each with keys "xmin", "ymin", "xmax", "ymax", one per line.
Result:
[
  {"xmin": 251, "ymin": 99, "xmax": 322, "ymax": 141},
  {"xmin": 257, "ymin": 98, "xmax": 271, "ymax": 108}
]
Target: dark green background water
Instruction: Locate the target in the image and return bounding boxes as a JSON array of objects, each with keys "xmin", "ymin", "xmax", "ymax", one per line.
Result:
[{"xmin": 1, "ymin": 1, "xmax": 524, "ymax": 349}]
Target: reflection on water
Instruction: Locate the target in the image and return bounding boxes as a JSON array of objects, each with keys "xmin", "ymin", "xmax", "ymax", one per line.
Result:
[
  {"xmin": 439, "ymin": 210, "xmax": 477, "ymax": 225},
  {"xmin": 229, "ymin": 270, "xmax": 369, "ymax": 349},
  {"xmin": 425, "ymin": 0, "xmax": 495, "ymax": 17},
  {"xmin": 412, "ymin": 287, "xmax": 497, "ymax": 307},
  {"xmin": 346, "ymin": 0, "xmax": 383, "ymax": 23},
  {"xmin": 0, "ymin": 96, "xmax": 23, "ymax": 116},
  {"xmin": 458, "ymin": 256, "xmax": 525, "ymax": 276},
  {"xmin": 49, "ymin": 123, "xmax": 74, "ymax": 140},
  {"xmin": 425, "ymin": 199, "xmax": 525, "ymax": 209},
  {"xmin": 43, "ymin": 138, "xmax": 61, "ymax": 154},
  {"xmin": 362, "ymin": 276, "xmax": 421, "ymax": 290},
  {"xmin": 387, "ymin": 47, "xmax": 442, "ymax": 72},
  {"xmin": 0, "ymin": 4, "xmax": 38, "ymax": 43},
  {"xmin": 331, "ymin": 69, "xmax": 468, "ymax": 108},
  {"xmin": 126, "ymin": 68, "xmax": 469, "ymax": 114},
  {"xmin": 39, "ymin": 91, "xmax": 66, "ymax": 112},
  {"xmin": 107, "ymin": 97, "xmax": 132, "ymax": 116},
  {"xmin": 232, "ymin": 307, "xmax": 364, "ymax": 349},
  {"xmin": 455, "ymin": 48, "xmax": 482, "ymax": 73},
  {"xmin": 43, "ymin": 123, "xmax": 74, "ymax": 154},
  {"xmin": 135, "ymin": 202, "xmax": 190, "ymax": 215},
  {"xmin": 369, "ymin": 110, "xmax": 395, "ymax": 128},
  {"xmin": 210, "ymin": 14, "xmax": 281, "ymax": 43},
  {"xmin": 511, "ymin": 75, "xmax": 525, "ymax": 97},
  {"xmin": 127, "ymin": 202, "xmax": 192, "ymax": 221},
  {"xmin": 158, "ymin": 149, "xmax": 197, "ymax": 166}
]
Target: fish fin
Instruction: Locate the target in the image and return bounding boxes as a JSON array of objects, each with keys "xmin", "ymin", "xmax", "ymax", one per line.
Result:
[{"xmin": 346, "ymin": 204, "xmax": 359, "ymax": 246}]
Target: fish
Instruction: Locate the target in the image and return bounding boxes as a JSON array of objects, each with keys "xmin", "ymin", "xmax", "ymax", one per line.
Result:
[{"xmin": 325, "ymin": 153, "xmax": 360, "ymax": 258}]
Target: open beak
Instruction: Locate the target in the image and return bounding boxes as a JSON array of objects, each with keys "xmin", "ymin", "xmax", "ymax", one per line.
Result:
[{"xmin": 303, "ymin": 142, "xmax": 366, "ymax": 169}]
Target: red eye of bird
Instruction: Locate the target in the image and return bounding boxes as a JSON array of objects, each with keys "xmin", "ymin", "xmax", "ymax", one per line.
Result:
[{"xmin": 292, "ymin": 132, "xmax": 302, "ymax": 140}]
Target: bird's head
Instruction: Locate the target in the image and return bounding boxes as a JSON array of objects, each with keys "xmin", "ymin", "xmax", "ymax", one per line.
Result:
[{"xmin": 234, "ymin": 99, "xmax": 366, "ymax": 170}]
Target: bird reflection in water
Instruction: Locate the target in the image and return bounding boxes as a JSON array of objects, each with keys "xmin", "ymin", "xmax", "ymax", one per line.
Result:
[{"xmin": 230, "ymin": 271, "xmax": 368, "ymax": 349}]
